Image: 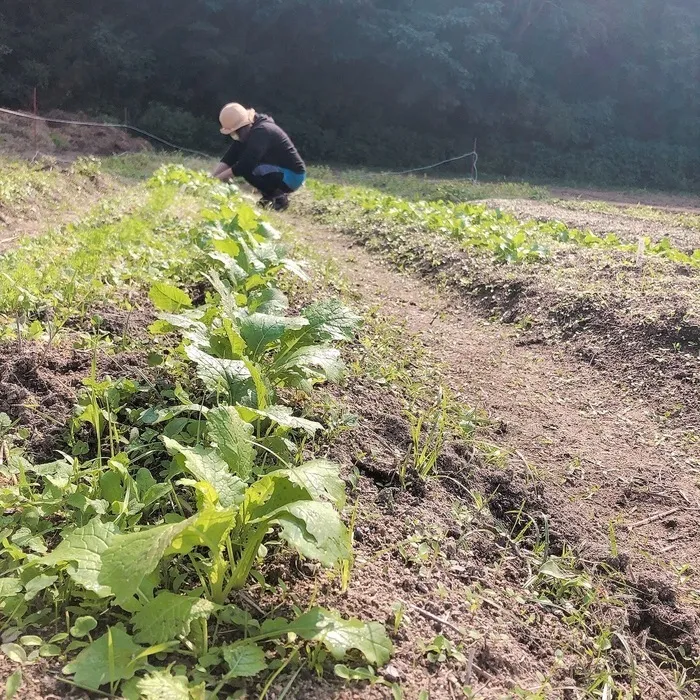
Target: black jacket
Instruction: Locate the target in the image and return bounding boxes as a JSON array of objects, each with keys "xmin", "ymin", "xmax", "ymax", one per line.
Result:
[{"xmin": 221, "ymin": 114, "xmax": 305, "ymax": 177}]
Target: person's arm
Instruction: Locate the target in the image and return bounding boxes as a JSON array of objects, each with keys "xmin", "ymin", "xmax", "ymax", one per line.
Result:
[
  {"xmin": 211, "ymin": 161, "xmax": 232, "ymax": 181},
  {"xmin": 212, "ymin": 142, "xmax": 242, "ymax": 181}
]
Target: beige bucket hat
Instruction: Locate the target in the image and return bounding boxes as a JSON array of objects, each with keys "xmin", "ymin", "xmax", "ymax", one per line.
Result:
[{"xmin": 219, "ymin": 103, "xmax": 256, "ymax": 135}]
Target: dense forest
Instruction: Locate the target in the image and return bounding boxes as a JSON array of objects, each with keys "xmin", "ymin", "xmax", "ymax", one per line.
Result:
[{"xmin": 0, "ymin": 0, "xmax": 698, "ymax": 188}]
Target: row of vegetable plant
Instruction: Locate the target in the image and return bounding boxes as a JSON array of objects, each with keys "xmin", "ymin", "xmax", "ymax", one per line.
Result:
[
  {"xmin": 309, "ymin": 181, "xmax": 700, "ymax": 266},
  {"xmin": 0, "ymin": 166, "xmax": 392, "ymax": 698}
]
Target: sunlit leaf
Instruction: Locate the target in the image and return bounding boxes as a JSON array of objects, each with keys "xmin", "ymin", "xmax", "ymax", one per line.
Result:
[
  {"xmin": 99, "ymin": 518, "xmax": 194, "ymax": 606},
  {"xmin": 206, "ymin": 406, "xmax": 256, "ymax": 480},
  {"xmin": 132, "ymin": 592, "xmax": 218, "ymax": 644},
  {"xmin": 42, "ymin": 518, "xmax": 120, "ymax": 597},
  {"xmin": 149, "ymin": 283, "xmax": 193, "ymax": 313},
  {"xmin": 261, "ymin": 607, "xmax": 392, "ymax": 666},
  {"xmin": 239, "ymin": 313, "xmax": 308, "ymax": 359},
  {"xmin": 163, "ymin": 437, "xmax": 246, "ymax": 507},
  {"xmin": 4, "ymin": 667, "xmax": 22, "ymax": 699},
  {"xmin": 302, "ymin": 299, "xmax": 362, "ymax": 341},
  {"xmin": 250, "ymin": 405, "xmax": 323, "ymax": 437},
  {"xmin": 222, "ymin": 642, "xmax": 268, "ymax": 678},
  {"xmin": 137, "ymin": 670, "xmax": 194, "ymax": 700},
  {"xmin": 62, "ymin": 627, "xmax": 144, "ymax": 690},
  {"xmin": 276, "ymin": 501, "xmax": 351, "ymax": 567},
  {"xmin": 274, "ymin": 459, "xmax": 345, "ymax": 507}
]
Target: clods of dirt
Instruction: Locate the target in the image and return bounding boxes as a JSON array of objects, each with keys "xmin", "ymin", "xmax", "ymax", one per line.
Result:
[
  {"xmin": 66, "ymin": 301, "xmax": 158, "ymax": 344},
  {"xmin": 0, "ymin": 341, "xmax": 151, "ymax": 461},
  {"xmin": 630, "ymin": 574, "xmax": 700, "ymax": 652}
]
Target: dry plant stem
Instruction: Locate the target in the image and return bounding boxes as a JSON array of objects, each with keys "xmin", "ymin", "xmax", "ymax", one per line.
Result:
[
  {"xmin": 626, "ymin": 508, "xmax": 681, "ymax": 530},
  {"xmin": 402, "ymin": 599, "xmax": 465, "ymax": 636}
]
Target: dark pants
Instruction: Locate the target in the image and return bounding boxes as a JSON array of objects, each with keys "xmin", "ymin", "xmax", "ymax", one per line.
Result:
[
  {"xmin": 243, "ymin": 171, "xmax": 291, "ymax": 198},
  {"xmin": 243, "ymin": 168, "xmax": 292, "ymax": 199}
]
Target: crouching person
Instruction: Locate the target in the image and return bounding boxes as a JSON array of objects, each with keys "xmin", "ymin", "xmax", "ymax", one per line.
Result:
[{"xmin": 211, "ymin": 103, "xmax": 306, "ymax": 211}]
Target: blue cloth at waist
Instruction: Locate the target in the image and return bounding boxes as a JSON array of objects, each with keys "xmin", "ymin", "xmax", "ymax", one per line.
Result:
[{"xmin": 252, "ymin": 164, "xmax": 306, "ymax": 191}]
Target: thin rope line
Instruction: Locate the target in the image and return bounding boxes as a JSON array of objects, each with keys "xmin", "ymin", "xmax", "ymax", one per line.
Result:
[
  {"xmin": 386, "ymin": 150, "xmax": 478, "ymax": 177},
  {"xmin": 0, "ymin": 106, "xmax": 213, "ymax": 159}
]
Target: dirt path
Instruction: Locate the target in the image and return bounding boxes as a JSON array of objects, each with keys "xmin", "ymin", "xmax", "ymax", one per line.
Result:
[
  {"xmin": 485, "ymin": 198, "xmax": 700, "ymax": 250},
  {"xmin": 287, "ymin": 213, "xmax": 700, "ymax": 630},
  {"xmin": 547, "ymin": 186, "xmax": 700, "ymax": 212}
]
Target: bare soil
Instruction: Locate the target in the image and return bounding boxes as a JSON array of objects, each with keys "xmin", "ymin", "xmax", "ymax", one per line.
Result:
[
  {"xmin": 3, "ymin": 184, "xmax": 700, "ymax": 698},
  {"xmin": 0, "ymin": 342, "xmax": 156, "ymax": 462},
  {"xmin": 0, "ymin": 110, "xmax": 150, "ymax": 159},
  {"xmin": 546, "ymin": 186, "xmax": 700, "ymax": 212},
  {"xmin": 487, "ymin": 198, "xmax": 700, "ymax": 250},
  {"xmin": 276, "ymin": 210, "xmax": 700, "ymax": 698}
]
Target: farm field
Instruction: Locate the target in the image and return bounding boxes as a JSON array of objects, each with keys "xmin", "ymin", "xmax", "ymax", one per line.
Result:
[{"xmin": 1, "ymin": 154, "xmax": 699, "ymax": 700}]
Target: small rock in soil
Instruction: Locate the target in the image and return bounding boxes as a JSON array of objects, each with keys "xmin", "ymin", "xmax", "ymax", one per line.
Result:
[{"xmin": 382, "ymin": 664, "xmax": 402, "ymax": 683}]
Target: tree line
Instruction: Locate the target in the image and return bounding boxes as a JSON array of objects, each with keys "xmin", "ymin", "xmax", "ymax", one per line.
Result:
[{"xmin": 1, "ymin": 0, "xmax": 698, "ymax": 188}]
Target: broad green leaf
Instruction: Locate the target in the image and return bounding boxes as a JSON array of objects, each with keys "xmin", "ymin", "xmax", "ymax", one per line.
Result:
[
  {"xmin": 276, "ymin": 460, "xmax": 346, "ymax": 508},
  {"xmin": 207, "ymin": 407, "xmax": 256, "ymax": 480},
  {"xmin": 4, "ymin": 667, "xmax": 21, "ymax": 699},
  {"xmin": 276, "ymin": 501, "xmax": 351, "ymax": 567},
  {"xmin": 149, "ymin": 283, "xmax": 193, "ymax": 313},
  {"xmin": 185, "ymin": 346, "xmax": 255, "ymax": 405},
  {"xmin": 307, "ymin": 612, "xmax": 392, "ymax": 665},
  {"xmin": 234, "ymin": 205, "xmax": 259, "ymax": 233},
  {"xmin": 0, "ymin": 578, "xmax": 22, "ymax": 598},
  {"xmin": 222, "ymin": 642, "xmax": 267, "ymax": 678},
  {"xmin": 273, "ymin": 346, "xmax": 345, "ymax": 391},
  {"xmin": 251, "ymin": 405, "xmax": 323, "ymax": 437},
  {"xmin": 70, "ymin": 616, "xmax": 98, "ymax": 638},
  {"xmin": 249, "ymin": 287, "xmax": 289, "ymax": 315},
  {"xmin": 99, "ymin": 518, "xmax": 194, "ymax": 606},
  {"xmin": 132, "ymin": 592, "xmax": 217, "ymax": 644},
  {"xmin": 240, "ymin": 313, "xmax": 309, "ymax": 358},
  {"xmin": 243, "ymin": 475, "xmax": 307, "ymax": 524},
  {"xmin": 62, "ymin": 627, "xmax": 144, "ymax": 690},
  {"xmin": 261, "ymin": 608, "xmax": 392, "ymax": 666},
  {"xmin": 100, "ymin": 471, "xmax": 123, "ymax": 503},
  {"xmin": 168, "ymin": 508, "xmax": 237, "ymax": 556},
  {"xmin": 42, "ymin": 518, "xmax": 120, "ymax": 597},
  {"xmin": 212, "ymin": 238, "xmax": 241, "ymax": 257},
  {"xmin": 19, "ymin": 636, "xmax": 42, "ymax": 647},
  {"xmin": 257, "ymin": 222, "xmax": 281, "ymax": 241},
  {"xmin": 23, "ymin": 574, "xmax": 57, "ymax": 601},
  {"xmin": 163, "ymin": 437, "xmax": 245, "ymax": 508},
  {"xmin": 281, "ymin": 258, "xmax": 310, "ymax": 281},
  {"xmin": 137, "ymin": 670, "xmax": 192, "ymax": 700},
  {"xmin": 204, "ymin": 269, "xmax": 238, "ymax": 321},
  {"xmin": 1, "ymin": 644, "xmax": 26, "ymax": 664},
  {"xmin": 302, "ymin": 299, "xmax": 362, "ymax": 341},
  {"xmin": 135, "ymin": 468, "xmax": 157, "ymax": 494},
  {"xmin": 38, "ymin": 644, "xmax": 61, "ymax": 658}
]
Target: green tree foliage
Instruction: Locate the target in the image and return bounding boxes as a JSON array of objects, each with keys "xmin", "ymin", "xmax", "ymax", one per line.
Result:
[{"xmin": 0, "ymin": 0, "xmax": 698, "ymax": 187}]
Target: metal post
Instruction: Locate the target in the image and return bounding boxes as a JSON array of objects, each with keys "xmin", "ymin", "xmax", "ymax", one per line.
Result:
[{"xmin": 32, "ymin": 87, "xmax": 38, "ymax": 153}]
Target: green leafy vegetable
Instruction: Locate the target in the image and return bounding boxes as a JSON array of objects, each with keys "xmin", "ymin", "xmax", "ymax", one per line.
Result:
[
  {"xmin": 62, "ymin": 627, "xmax": 144, "ymax": 690},
  {"xmin": 132, "ymin": 592, "xmax": 218, "ymax": 644},
  {"xmin": 222, "ymin": 642, "xmax": 268, "ymax": 678},
  {"xmin": 149, "ymin": 283, "xmax": 193, "ymax": 313}
]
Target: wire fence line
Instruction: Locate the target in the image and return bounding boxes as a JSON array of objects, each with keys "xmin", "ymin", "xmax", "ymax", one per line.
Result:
[
  {"xmin": 1, "ymin": 104, "xmax": 479, "ymax": 179},
  {"xmin": 386, "ymin": 149, "xmax": 478, "ymax": 180},
  {"xmin": 0, "ymin": 106, "xmax": 213, "ymax": 158}
]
